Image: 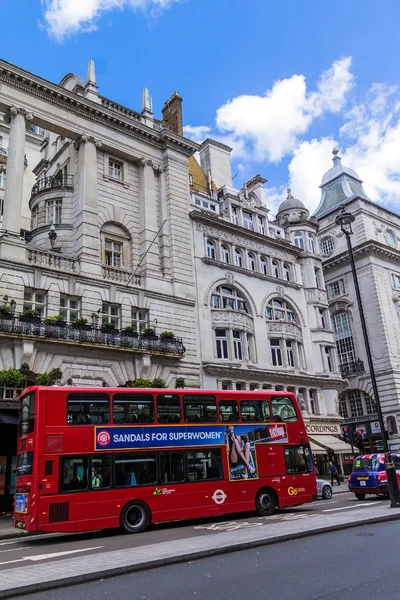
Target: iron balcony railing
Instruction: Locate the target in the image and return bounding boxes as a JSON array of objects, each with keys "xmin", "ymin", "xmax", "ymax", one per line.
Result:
[
  {"xmin": 0, "ymin": 314, "xmax": 185, "ymax": 356},
  {"xmin": 339, "ymin": 359, "xmax": 365, "ymax": 377},
  {"xmin": 31, "ymin": 174, "xmax": 74, "ymax": 200}
]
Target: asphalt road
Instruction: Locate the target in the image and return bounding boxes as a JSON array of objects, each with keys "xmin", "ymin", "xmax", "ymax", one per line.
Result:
[
  {"xmin": 20, "ymin": 519, "xmax": 400, "ymax": 600},
  {"xmin": 0, "ymin": 490, "xmax": 387, "ymax": 572}
]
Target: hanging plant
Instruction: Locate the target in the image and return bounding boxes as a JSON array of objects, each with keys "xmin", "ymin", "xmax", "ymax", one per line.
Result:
[
  {"xmin": 44, "ymin": 315, "xmax": 65, "ymax": 325},
  {"xmin": 0, "ymin": 304, "xmax": 11, "ymax": 315},
  {"xmin": 160, "ymin": 331, "xmax": 175, "ymax": 340},
  {"xmin": 142, "ymin": 327, "xmax": 156, "ymax": 337}
]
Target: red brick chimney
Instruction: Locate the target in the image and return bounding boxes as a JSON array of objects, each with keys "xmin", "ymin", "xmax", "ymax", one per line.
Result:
[{"xmin": 162, "ymin": 92, "xmax": 183, "ymax": 136}]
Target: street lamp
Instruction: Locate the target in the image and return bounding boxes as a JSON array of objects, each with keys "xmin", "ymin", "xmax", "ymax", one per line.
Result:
[
  {"xmin": 336, "ymin": 206, "xmax": 400, "ymax": 507},
  {"xmin": 48, "ymin": 224, "xmax": 57, "ymax": 251}
]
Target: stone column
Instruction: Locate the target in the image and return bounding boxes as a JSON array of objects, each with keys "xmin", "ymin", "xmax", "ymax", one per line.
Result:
[
  {"xmin": 3, "ymin": 106, "xmax": 32, "ymax": 234},
  {"xmin": 74, "ymin": 135, "xmax": 101, "ymax": 276},
  {"xmin": 138, "ymin": 158, "xmax": 160, "ymax": 275},
  {"xmin": 158, "ymin": 166, "xmax": 171, "ymax": 276}
]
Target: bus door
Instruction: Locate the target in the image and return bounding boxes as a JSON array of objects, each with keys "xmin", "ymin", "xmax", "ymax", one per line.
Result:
[
  {"xmin": 156, "ymin": 451, "xmax": 188, "ymax": 520},
  {"xmin": 184, "ymin": 448, "xmax": 228, "ymax": 517}
]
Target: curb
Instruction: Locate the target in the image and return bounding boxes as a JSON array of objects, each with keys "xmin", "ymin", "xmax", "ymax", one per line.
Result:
[{"xmin": 1, "ymin": 511, "xmax": 400, "ymax": 598}]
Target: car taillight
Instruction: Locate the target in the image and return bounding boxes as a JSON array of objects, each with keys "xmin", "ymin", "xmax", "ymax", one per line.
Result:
[
  {"xmin": 348, "ymin": 475, "xmax": 351, "ymax": 483},
  {"xmin": 378, "ymin": 472, "xmax": 387, "ymax": 482}
]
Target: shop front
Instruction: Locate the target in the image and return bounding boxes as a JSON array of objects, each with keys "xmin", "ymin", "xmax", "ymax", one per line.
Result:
[
  {"xmin": 306, "ymin": 421, "xmax": 356, "ymax": 476},
  {"xmin": 0, "ymin": 398, "xmax": 19, "ymax": 513}
]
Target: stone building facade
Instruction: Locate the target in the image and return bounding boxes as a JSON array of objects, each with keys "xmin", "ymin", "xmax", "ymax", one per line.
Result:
[{"xmin": 315, "ymin": 150, "xmax": 400, "ymax": 452}]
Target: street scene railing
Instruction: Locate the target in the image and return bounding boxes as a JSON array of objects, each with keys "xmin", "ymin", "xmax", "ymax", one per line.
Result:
[{"xmin": 339, "ymin": 359, "xmax": 365, "ymax": 377}]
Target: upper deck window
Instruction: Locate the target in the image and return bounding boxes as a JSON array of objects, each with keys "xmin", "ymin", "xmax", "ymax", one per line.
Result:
[
  {"xmin": 113, "ymin": 394, "xmax": 154, "ymax": 424},
  {"xmin": 183, "ymin": 395, "xmax": 217, "ymax": 423},
  {"xmin": 19, "ymin": 392, "xmax": 35, "ymax": 435},
  {"xmin": 271, "ymin": 396, "xmax": 298, "ymax": 422},
  {"xmin": 240, "ymin": 400, "xmax": 270, "ymax": 422},
  {"xmin": 156, "ymin": 394, "xmax": 181, "ymax": 424},
  {"xmin": 67, "ymin": 393, "xmax": 110, "ymax": 425}
]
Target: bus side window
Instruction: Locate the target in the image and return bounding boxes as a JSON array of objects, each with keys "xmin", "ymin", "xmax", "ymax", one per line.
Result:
[
  {"xmin": 60, "ymin": 456, "xmax": 88, "ymax": 492},
  {"xmin": 112, "ymin": 393, "xmax": 154, "ymax": 424},
  {"xmin": 90, "ymin": 455, "xmax": 111, "ymax": 489},
  {"xmin": 218, "ymin": 400, "xmax": 239, "ymax": 422},
  {"xmin": 66, "ymin": 393, "xmax": 110, "ymax": 425},
  {"xmin": 183, "ymin": 395, "xmax": 217, "ymax": 423},
  {"xmin": 156, "ymin": 394, "xmax": 181, "ymax": 424},
  {"xmin": 240, "ymin": 400, "xmax": 269, "ymax": 422},
  {"xmin": 270, "ymin": 396, "xmax": 298, "ymax": 422},
  {"xmin": 160, "ymin": 452, "xmax": 185, "ymax": 483}
]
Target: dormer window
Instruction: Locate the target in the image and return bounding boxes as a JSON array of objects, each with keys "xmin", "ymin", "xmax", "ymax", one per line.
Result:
[
  {"xmin": 243, "ymin": 211, "xmax": 254, "ymax": 231},
  {"xmin": 194, "ymin": 196, "xmax": 218, "ymax": 213}
]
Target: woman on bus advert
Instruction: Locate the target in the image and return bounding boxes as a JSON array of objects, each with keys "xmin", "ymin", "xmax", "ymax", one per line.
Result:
[{"xmin": 224, "ymin": 425, "xmax": 257, "ymax": 480}]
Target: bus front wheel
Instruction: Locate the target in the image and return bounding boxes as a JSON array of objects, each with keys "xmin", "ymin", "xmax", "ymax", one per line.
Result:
[
  {"xmin": 256, "ymin": 488, "xmax": 277, "ymax": 516},
  {"xmin": 120, "ymin": 501, "xmax": 150, "ymax": 534}
]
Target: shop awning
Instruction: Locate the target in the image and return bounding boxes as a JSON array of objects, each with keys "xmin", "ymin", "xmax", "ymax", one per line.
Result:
[
  {"xmin": 309, "ymin": 435, "xmax": 354, "ymax": 454},
  {"xmin": 0, "ymin": 413, "xmax": 18, "ymax": 425}
]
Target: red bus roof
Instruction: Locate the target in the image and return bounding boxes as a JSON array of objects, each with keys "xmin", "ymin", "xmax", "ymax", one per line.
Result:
[{"xmin": 20, "ymin": 386, "xmax": 296, "ymax": 397}]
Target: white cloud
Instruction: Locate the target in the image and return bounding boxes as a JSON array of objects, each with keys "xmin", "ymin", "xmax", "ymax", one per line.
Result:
[
  {"xmin": 183, "ymin": 125, "xmax": 211, "ymax": 144},
  {"xmin": 212, "ymin": 57, "xmax": 353, "ymax": 163},
  {"xmin": 41, "ymin": 0, "xmax": 181, "ymax": 40}
]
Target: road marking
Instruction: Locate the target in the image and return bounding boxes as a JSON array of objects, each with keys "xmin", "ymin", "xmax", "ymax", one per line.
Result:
[
  {"xmin": 323, "ymin": 502, "xmax": 383, "ymax": 512},
  {"xmin": 0, "ymin": 546, "xmax": 103, "ymax": 567}
]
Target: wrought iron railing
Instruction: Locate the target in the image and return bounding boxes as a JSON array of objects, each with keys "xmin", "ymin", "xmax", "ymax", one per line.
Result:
[
  {"xmin": 0, "ymin": 314, "xmax": 185, "ymax": 356},
  {"xmin": 339, "ymin": 359, "xmax": 365, "ymax": 377},
  {"xmin": 31, "ymin": 174, "xmax": 74, "ymax": 199}
]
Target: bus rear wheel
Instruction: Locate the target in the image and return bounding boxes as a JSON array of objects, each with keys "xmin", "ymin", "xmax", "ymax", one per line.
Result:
[
  {"xmin": 256, "ymin": 488, "xmax": 277, "ymax": 516},
  {"xmin": 120, "ymin": 501, "xmax": 150, "ymax": 534}
]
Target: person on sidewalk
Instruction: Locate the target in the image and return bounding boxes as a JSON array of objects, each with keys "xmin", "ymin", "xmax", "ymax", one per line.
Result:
[{"xmin": 329, "ymin": 461, "xmax": 340, "ymax": 485}]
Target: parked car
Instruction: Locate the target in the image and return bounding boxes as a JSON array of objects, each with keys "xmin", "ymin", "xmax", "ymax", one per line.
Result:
[
  {"xmin": 316, "ymin": 478, "xmax": 332, "ymax": 500},
  {"xmin": 348, "ymin": 453, "xmax": 400, "ymax": 499}
]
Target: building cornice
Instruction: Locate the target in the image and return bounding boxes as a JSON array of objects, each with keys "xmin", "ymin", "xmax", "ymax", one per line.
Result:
[
  {"xmin": 322, "ymin": 239, "xmax": 400, "ymax": 272},
  {"xmin": 191, "ymin": 210, "xmax": 301, "ymax": 259},
  {"xmin": 202, "ymin": 257, "xmax": 301, "ymax": 289},
  {"xmin": 0, "ymin": 60, "xmax": 199, "ymax": 158}
]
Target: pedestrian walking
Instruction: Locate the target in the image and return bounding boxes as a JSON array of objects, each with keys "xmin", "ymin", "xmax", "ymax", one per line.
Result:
[{"xmin": 329, "ymin": 461, "xmax": 340, "ymax": 485}]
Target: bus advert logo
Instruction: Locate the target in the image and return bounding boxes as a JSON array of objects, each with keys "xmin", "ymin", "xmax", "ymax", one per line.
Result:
[
  {"xmin": 269, "ymin": 425, "xmax": 286, "ymax": 441},
  {"xmin": 288, "ymin": 487, "xmax": 305, "ymax": 496},
  {"xmin": 97, "ymin": 431, "xmax": 111, "ymax": 447}
]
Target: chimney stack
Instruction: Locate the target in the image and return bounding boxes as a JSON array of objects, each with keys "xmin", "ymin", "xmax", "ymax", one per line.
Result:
[{"xmin": 162, "ymin": 92, "xmax": 183, "ymax": 136}]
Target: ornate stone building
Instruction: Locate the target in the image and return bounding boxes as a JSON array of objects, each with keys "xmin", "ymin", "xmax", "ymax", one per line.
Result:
[{"xmin": 315, "ymin": 150, "xmax": 400, "ymax": 452}]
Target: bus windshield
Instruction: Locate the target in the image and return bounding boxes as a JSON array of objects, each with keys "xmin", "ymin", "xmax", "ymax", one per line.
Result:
[{"xmin": 18, "ymin": 392, "xmax": 35, "ymax": 435}]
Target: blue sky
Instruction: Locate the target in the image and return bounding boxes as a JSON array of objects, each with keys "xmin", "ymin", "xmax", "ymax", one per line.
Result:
[{"xmin": 2, "ymin": 0, "xmax": 400, "ymax": 215}]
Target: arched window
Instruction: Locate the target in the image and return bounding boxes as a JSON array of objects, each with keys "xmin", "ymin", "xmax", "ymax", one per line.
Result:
[
  {"xmin": 283, "ymin": 263, "xmax": 290, "ymax": 282},
  {"xmin": 294, "ymin": 232, "xmax": 304, "ymax": 249},
  {"xmin": 101, "ymin": 222, "xmax": 131, "ymax": 269},
  {"xmin": 266, "ymin": 299, "xmax": 297, "ymax": 322},
  {"xmin": 272, "ymin": 260, "xmax": 279, "ymax": 278},
  {"xmin": 207, "ymin": 239, "xmax": 216, "ymax": 259},
  {"xmin": 308, "ymin": 233, "xmax": 315, "ymax": 253},
  {"xmin": 260, "ymin": 257, "xmax": 268, "ymax": 275},
  {"xmin": 211, "ymin": 285, "xmax": 248, "ymax": 312},
  {"xmin": 221, "ymin": 245, "xmax": 230, "ymax": 263},
  {"xmin": 235, "ymin": 248, "xmax": 243, "ymax": 268},
  {"xmin": 248, "ymin": 253, "xmax": 256, "ymax": 271}
]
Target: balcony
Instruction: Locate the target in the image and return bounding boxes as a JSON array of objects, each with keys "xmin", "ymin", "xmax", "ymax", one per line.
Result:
[
  {"xmin": 31, "ymin": 174, "xmax": 74, "ymax": 200},
  {"xmin": 339, "ymin": 359, "xmax": 365, "ymax": 377},
  {"xmin": 0, "ymin": 314, "xmax": 185, "ymax": 356},
  {"xmin": 102, "ymin": 266, "xmax": 142, "ymax": 286}
]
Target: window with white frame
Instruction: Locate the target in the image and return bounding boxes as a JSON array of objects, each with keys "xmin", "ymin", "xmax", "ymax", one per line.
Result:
[
  {"xmin": 266, "ymin": 299, "xmax": 297, "ymax": 322},
  {"xmin": 283, "ymin": 263, "xmax": 290, "ymax": 281},
  {"xmin": 215, "ymin": 329, "xmax": 229, "ymax": 359},
  {"xmin": 235, "ymin": 248, "xmax": 243, "ymax": 267},
  {"xmin": 365, "ymin": 394, "xmax": 376, "ymax": 415},
  {"xmin": 221, "ymin": 245, "xmax": 230, "ymax": 263},
  {"xmin": 258, "ymin": 216, "xmax": 265, "ymax": 235},
  {"xmin": 294, "ymin": 232, "xmax": 304, "ymax": 249},
  {"xmin": 332, "ymin": 312, "xmax": 356, "ymax": 366},
  {"xmin": 260, "ymin": 257, "xmax": 268, "ymax": 275},
  {"xmin": 286, "ymin": 340, "xmax": 295, "ymax": 367},
  {"xmin": 23, "ymin": 289, "xmax": 46, "ymax": 318},
  {"xmin": 194, "ymin": 196, "xmax": 218, "ymax": 213},
  {"xmin": 308, "ymin": 233, "xmax": 315, "ymax": 253},
  {"xmin": 105, "ymin": 240, "xmax": 123, "ymax": 267},
  {"xmin": 246, "ymin": 332, "xmax": 254, "ymax": 362},
  {"xmin": 320, "ymin": 236, "xmax": 334, "ymax": 254},
  {"xmin": 207, "ymin": 239, "xmax": 216, "ymax": 259},
  {"xmin": 327, "ymin": 279, "xmax": 345, "ymax": 299},
  {"xmin": 248, "ymin": 253, "xmax": 256, "ymax": 271},
  {"xmin": 348, "ymin": 390, "xmax": 363, "ymax": 417},
  {"xmin": 31, "ymin": 205, "xmax": 38, "ymax": 230},
  {"xmin": 231, "ymin": 205, "xmax": 239, "ymax": 225},
  {"xmin": 324, "ymin": 346, "xmax": 333, "ymax": 372},
  {"xmin": 272, "ymin": 260, "xmax": 279, "ymax": 278},
  {"xmin": 0, "ymin": 169, "xmax": 6, "ymax": 189},
  {"xmin": 108, "ymin": 158, "xmax": 123, "ymax": 180},
  {"xmin": 319, "ymin": 308, "xmax": 327, "ymax": 329},
  {"xmin": 270, "ymin": 339, "xmax": 283, "ymax": 367},
  {"xmin": 233, "ymin": 331, "xmax": 243, "ymax": 360},
  {"xmin": 243, "ymin": 211, "xmax": 254, "ymax": 231},
  {"xmin": 314, "ymin": 267, "xmax": 321, "ymax": 289},
  {"xmin": 392, "ymin": 274, "xmax": 400, "ymax": 291},
  {"xmin": 211, "ymin": 285, "xmax": 248, "ymax": 312},
  {"xmin": 46, "ymin": 199, "xmax": 62, "ymax": 225},
  {"xmin": 60, "ymin": 295, "xmax": 80, "ymax": 322},
  {"xmin": 131, "ymin": 308, "xmax": 149, "ymax": 333},
  {"xmin": 339, "ymin": 397, "xmax": 348, "ymax": 418},
  {"xmin": 102, "ymin": 303, "xmax": 120, "ymax": 328}
]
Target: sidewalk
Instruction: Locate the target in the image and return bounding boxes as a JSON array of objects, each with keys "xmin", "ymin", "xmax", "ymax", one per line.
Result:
[{"xmin": 0, "ymin": 504, "xmax": 399, "ymax": 599}]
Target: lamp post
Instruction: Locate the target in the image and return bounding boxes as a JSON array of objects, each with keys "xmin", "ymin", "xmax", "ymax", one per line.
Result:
[{"xmin": 336, "ymin": 207, "xmax": 400, "ymax": 507}]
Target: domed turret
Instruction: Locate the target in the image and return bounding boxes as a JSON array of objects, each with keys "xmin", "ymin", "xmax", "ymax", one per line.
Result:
[
  {"xmin": 276, "ymin": 189, "xmax": 309, "ymax": 224},
  {"xmin": 314, "ymin": 149, "xmax": 370, "ymax": 217}
]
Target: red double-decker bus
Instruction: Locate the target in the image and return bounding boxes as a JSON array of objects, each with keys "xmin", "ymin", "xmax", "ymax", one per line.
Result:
[{"xmin": 14, "ymin": 387, "xmax": 316, "ymax": 534}]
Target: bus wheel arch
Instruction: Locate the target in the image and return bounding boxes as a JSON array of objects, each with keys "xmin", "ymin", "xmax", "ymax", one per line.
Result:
[
  {"xmin": 120, "ymin": 500, "xmax": 151, "ymax": 534},
  {"xmin": 255, "ymin": 487, "xmax": 278, "ymax": 516}
]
